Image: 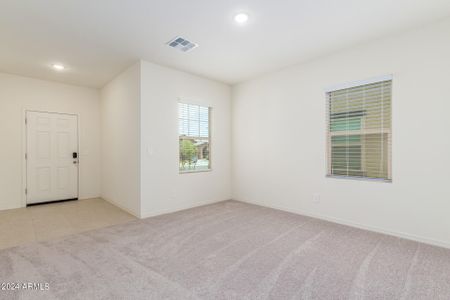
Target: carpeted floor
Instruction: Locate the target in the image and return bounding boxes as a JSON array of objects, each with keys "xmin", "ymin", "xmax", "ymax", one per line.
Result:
[{"xmin": 1, "ymin": 200, "xmax": 450, "ymax": 300}]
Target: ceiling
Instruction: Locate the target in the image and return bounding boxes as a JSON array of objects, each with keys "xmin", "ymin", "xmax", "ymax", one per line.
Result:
[{"xmin": 1, "ymin": 0, "xmax": 450, "ymax": 88}]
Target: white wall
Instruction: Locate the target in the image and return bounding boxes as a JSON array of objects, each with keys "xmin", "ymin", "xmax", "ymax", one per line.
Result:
[
  {"xmin": 140, "ymin": 60, "xmax": 231, "ymax": 217},
  {"xmin": 100, "ymin": 63, "xmax": 141, "ymax": 217},
  {"xmin": 0, "ymin": 72, "xmax": 101, "ymax": 210},
  {"xmin": 232, "ymin": 18, "xmax": 450, "ymax": 248}
]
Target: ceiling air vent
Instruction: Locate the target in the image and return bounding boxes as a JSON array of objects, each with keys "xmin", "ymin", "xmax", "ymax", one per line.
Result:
[{"xmin": 167, "ymin": 36, "xmax": 198, "ymax": 53}]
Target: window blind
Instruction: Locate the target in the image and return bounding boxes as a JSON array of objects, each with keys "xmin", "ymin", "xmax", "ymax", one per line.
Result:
[
  {"xmin": 179, "ymin": 103, "xmax": 211, "ymax": 172},
  {"xmin": 326, "ymin": 80, "xmax": 392, "ymax": 181}
]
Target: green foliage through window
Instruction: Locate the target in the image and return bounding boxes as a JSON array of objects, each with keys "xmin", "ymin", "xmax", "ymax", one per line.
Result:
[{"xmin": 179, "ymin": 103, "xmax": 211, "ymax": 172}]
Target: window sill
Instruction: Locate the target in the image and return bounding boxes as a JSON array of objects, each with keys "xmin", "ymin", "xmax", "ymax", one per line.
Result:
[
  {"xmin": 179, "ymin": 169, "xmax": 212, "ymax": 174},
  {"xmin": 326, "ymin": 174, "xmax": 392, "ymax": 183}
]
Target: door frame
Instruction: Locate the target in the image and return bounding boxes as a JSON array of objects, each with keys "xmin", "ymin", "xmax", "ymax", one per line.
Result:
[{"xmin": 22, "ymin": 109, "xmax": 80, "ymax": 207}]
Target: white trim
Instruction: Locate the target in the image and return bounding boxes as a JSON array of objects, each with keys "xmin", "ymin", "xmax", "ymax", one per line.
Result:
[
  {"xmin": 179, "ymin": 169, "xmax": 212, "ymax": 174},
  {"xmin": 21, "ymin": 109, "xmax": 27, "ymax": 207},
  {"xmin": 140, "ymin": 198, "xmax": 229, "ymax": 219},
  {"xmin": 324, "ymin": 76, "xmax": 393, "ymax": 181},
  {"xmin": 23, "ymin": 110, "xmax": 80, "ymax": 206},
  {"xmin": 178, "ymin": 101, "xmax": 212, "ymax": 174},
  {"xmin": 102, "ymin": 196, "xmax": 141, "ymax": 218},
  {"xmin": 324, "ymin": 74, "xmax": 393, "ymax": 93},
  {"xmin": 326, "ymin": 174, "xmax": 392, "ymax": 183},
  {"xmin": 237, "ymin": 198, "xmax": 450, "ymax": 250}
]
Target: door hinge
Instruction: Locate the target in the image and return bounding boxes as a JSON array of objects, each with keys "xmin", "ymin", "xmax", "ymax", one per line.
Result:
[
  {"xmin": 25, "ymin": 118, "xmax": 27, "ymax": 124},
  {"xmin": 25, "ymin": 188, "xmax": 27, "ymax": 195},
  {"xmin": 25, "ymin": 153, "xmax": 27, "ymax": 160}
]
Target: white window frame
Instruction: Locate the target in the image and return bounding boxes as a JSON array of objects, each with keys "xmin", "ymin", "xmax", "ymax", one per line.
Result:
[
  {"xmin": 178, "ymin": 102, "xmax": 212, "ymax": 174},
  {"xmin": 325, "ymin": 75, "xmax": 393, "ymax": 183}
]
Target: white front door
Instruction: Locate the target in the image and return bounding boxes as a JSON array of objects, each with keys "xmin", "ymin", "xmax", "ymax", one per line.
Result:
[{"xmin": 26, "ymin": 111, "xmax": 79, "ymax": 204}]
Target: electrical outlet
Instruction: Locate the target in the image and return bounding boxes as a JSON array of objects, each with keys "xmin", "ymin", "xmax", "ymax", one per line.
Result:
[{"xmin": 313, "ymin": 193, "xmax": 320, "ymax": 204}]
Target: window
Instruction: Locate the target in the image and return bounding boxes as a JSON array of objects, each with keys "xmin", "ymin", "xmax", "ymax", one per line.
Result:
[
  {"xmin": 326, "ymin": 79, "xmax": 392, "ymax": 181},
  {"xmin": 179, "ymin": 103, "xmax": 211, "ymax": 172}
]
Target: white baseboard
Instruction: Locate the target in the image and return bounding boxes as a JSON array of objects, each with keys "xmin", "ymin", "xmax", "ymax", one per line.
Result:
[
  {"xmin": 101, "ymin": 196, "xmax": 141, "ymax": 218},
  {"xmin": 0, "ymin": 196, "xmax": 100, "ymax": 211},
  {"xmin": 78, "ymin": 195, "xmax": 101, "ymax": 201},
  {"xmin": 0, "ymin": 204, "xmax": 23, "ymax": 211},
  {"xmin": 237, "ymin": 198, "xmax": 450, "ymax": 250},
  {"xmin": 140, "ymin": 198, "xmax": 229, "ymax": 219}
]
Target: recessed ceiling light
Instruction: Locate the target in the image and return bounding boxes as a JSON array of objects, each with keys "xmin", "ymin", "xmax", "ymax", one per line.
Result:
[
  {"xmin": 234, "ymin": 13, "xmax": 249, "ymax": 24},
  {"xmin": 52, "ymin": 64, "xmax": 65, "ymax": 71}
]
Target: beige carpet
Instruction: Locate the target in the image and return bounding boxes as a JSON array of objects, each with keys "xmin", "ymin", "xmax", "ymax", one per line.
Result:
[{"xmin": 1, "ymin": 200, "xmax": 450, "ymax": 299}]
